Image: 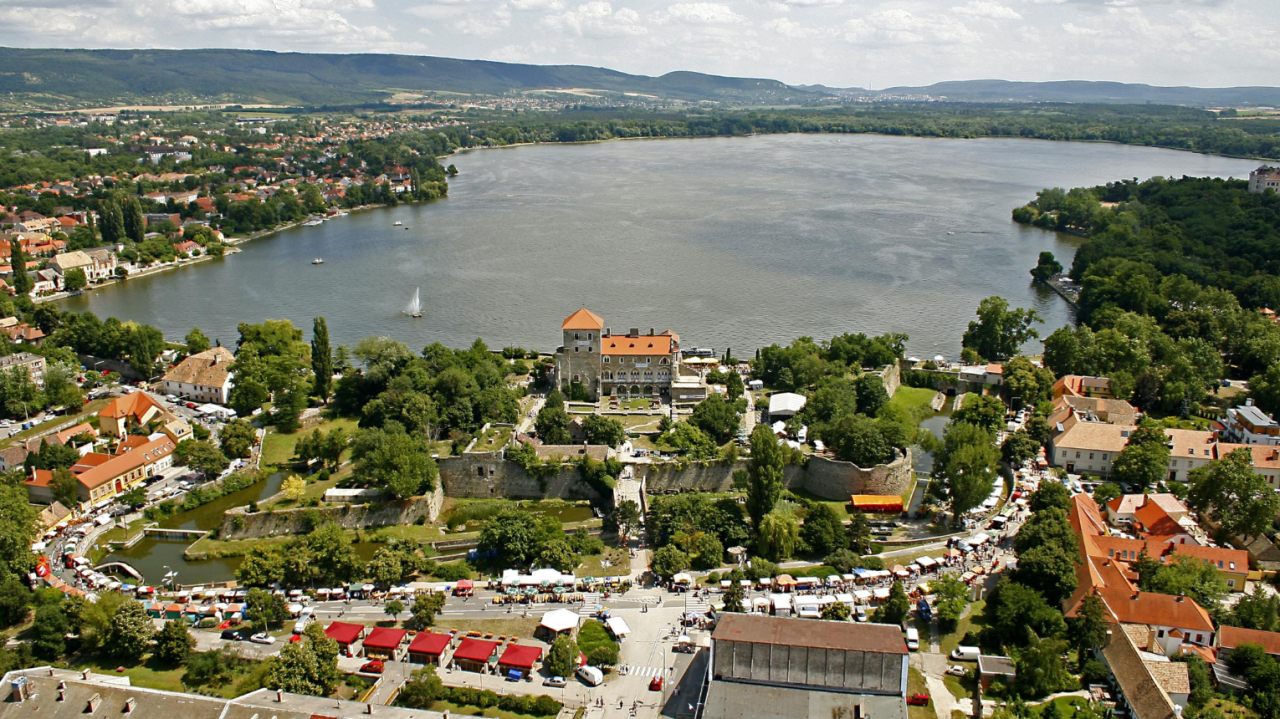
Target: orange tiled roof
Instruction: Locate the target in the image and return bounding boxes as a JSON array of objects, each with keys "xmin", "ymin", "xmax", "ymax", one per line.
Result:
[
  {"xmin": 602, "ymin": 334, "xmax": 674, "ymax": 356},
  {"xmin": 99, "ymin": 392, "xmax": 163, "ymax": 420},
  {"xmin": 76, "ymin": 435, "xmax": 175, "ymax": 490},
  {"xmin": 1133, "ymin": 502, "xmax": 1184, "ymax": 538},
  {"xmin": 561, "ymin": 308, "xmax": 604, "ymax": 331},
  {"xmin": 1167, "ymin": 543, "xmax": 1248, "ymax": 573},
  {"xmin": 1097, "ymin": 589, "xmax": 1214, "ymax": 633},
  {"xmin": 1219, "ymin": 625, "xmax": 1280, "ymax": 655}
]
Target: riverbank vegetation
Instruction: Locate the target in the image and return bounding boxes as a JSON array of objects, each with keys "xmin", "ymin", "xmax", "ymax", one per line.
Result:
[{"xmin": 1014, "ymin": 176, "xmax": 1280, "ymax": 416}]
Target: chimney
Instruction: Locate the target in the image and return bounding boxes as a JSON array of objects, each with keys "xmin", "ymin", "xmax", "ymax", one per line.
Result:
[
  {"xmin": 1177, "ymin": 595, "xmax": 1185, "ymax": 602},
  {"xmin": 125, "ymin": 698, "xmax": 137, "ymax": 713},
  {"xmin": 59, "ymin": 681, "xmax": 66, "ymax": 690},
  {"xmin": 1246, "ymin": 398, "xmax": 1254, "ymax": 407},
  {"xmin": 629, "ymin": 328, "xmax": 639, "ymax": 337},
  {"xmin": 86, "ymin": 693, "xmax": 102, "ymax": 713},
  {"xmin": 605, "ymin": 327, "xmax": 610, "ymax": 336},
  {"xmin": 649, "ymin": 328, "xmax": 655, "ymax": 336},
  {"xmin": 82, "ymin": 670, "xmax": 90, "ymax": 680},
  {"xmin": 58, "ymin": 689, "xmax": 66, "ymax": 702}
]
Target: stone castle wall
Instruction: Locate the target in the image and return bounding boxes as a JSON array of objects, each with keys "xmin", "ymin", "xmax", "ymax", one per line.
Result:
[
  {"xmin": 215, "ymin": 483, "xmax": 444, "ymax": 541},
  {"xmin": 436, "ymin": 448, "xmax": 914, "ymax": 503}
]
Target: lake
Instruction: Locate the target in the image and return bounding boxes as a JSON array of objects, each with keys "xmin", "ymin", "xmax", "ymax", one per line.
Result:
[{"xmin": 63, "ymin": 134, "xmax": 1259, "ymax": 359}]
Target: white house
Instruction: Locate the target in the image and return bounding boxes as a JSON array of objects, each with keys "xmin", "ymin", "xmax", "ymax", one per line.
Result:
[{"xmin": 162, "ymin": 347, "xmax": 235, "ymax": 404}]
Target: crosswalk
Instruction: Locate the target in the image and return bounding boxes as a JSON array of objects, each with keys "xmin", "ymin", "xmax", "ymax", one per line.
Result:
[
  {"xmin": 579, "ymin": 593, "xmax": 603, "ymax": 615},
  {"xmin": 625, "ymin": 665, "xmax": 665, "ymax": 678},
  {"xmin": 683, "ymin": 594, "xmax": 710, "ymax": 615}
]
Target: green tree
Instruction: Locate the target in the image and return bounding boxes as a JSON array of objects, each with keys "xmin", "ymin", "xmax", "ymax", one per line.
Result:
[
  {"xmin": 1001, "ymin": 430, "xmax": 1040, "ymax": 465},
  {"xmin": 854, "ymin": 373, "xmax": 889, "ymax": 416},
  {"xmin": 756, "ymin": 511, "xmax": 799, "ymax": 561},
  {"xmin": 876, "ymin": 581, "xmax": 911, "ymax": 624},
  {"xmin": 932, "ymin": 574, "xmax": 970, "ymax": 632},
  {"xmin": 537, "ymin": 540, "xmax": 579, "ymax": 572},
  {"xmin": 1092, "ymin": 482, "xmax": 1122, "ymax": 507},
  {"xmin": 608, "ymin": 499, "xmax": 642, "ymax": 540},
  {"xmin": 746, "ymin": 424, "xmax": 785, "ymax": 529},
  {"xmin": 1027, "ymin": 482, "xmax": 1071, "ymax": 513},
  {"xmin": 10, "ymin": 244, "xmax": 32, "ymax": 296},
  {"xmin": 650, "ymin": 545, "xmax": 689, "ymax": 580},
  {"xmin": 236, "ymin": 545, "xmax": 286, "ymax": 587},
  {"xmin": 1187, "ymin": 448, "xmax": 1280, "ymax": 540},
  {"xmin": 351, "ymin": 428, "xmax": 439, "ymax": 499},
  {"xmin": 478, "ymin": 510, "xmax": 548, "ymax": 567},
  {"xmin": 1015, "ymin": 631, "xmax": 1070, "ymax": 698},
  {"xmin": 722, "ymin": 583, "xmax": 745, "ymax": 612},
  {"xmin": 535, "ymin": 399, "xmax": 572, "ymax": 444},
  {"xmin": 99, "ymin": 198, "xmax": 125, "ymax": 245},
  {"xmin": 1068, "ymin": 594, "xmax": 1109, "ymax": 669},
  {"xmin": 246, "ymin": 587, "xmax": 291, "ymax": 631},
  {"xmin": 1030, "ymin": 252, "xmax": 1063, "ymax": 283},
  {"xmin": 0, "ymin": 576, "xmax": 31, "ymax": 628},
  {"xmin": 185, "ymin": 327, "xmax": 211, "ymax": 354},
  {"xmin": 0, "ymin": 483, "xmax": 38, "ymax": 580},
  {"xmin": 801, "ymin": 503, "xmax": 848, "ymax": 557},
  {"xmin": 582, "ymin": 414, "xmax": 625, "ymax": 447},
  {"xmin": 410, "ymin": 593, "xmax": 446, "ymax": 629},
  {"xmin": 847, "ymin": 510, "xmax": 872, "ymax": 554},
  {"xmin": 951, "ymin": 394, "xmax": 1007, "ymax": 434},
  {"xmin": 311, "ymin": 317, "xmax": 333, "ymax": 401},
  {"xmin": 31, "ymin": 603, "xmax": 67, "ymax": 660},
  {"xmin": 821, "ymin": 602, "xmax": 852, "ymax": 621},
  {"xmin": 271, "ymin": 380, "xmax": 308, "ymax": 433},
  {"xmin": 268, "ymin": 622, "xmax": 340, "ymax": 696},
  {"xmin": 123, "ymin": 198, "xmax": 145, "ymax": 243},
  {"xmin": 658, "ymin": 421, "xmax": 719, "ymax": 459},
  {"xmin": 980, "ymin": 580, "xmax": 1067, "ymax": 649},
  {"xmin": 934, "ymin": 421, "xmax": 999, "ymax": 524},
  {"xmin": 821, "ymin": 413, "xmax": 894, "ymax": 466},
  {"xmin": 1252, "ymin": 363, "xmax": 1280, "ymax": 417},
  {"xmin": 50, "ymin": 468, "xmax": 80, "ymax": 509},
  {"xmin": 63, "ymin": 267, "xmax": 87, "ymax": 292},
  {"xmin": 153, "ymin": 619, "xmax": 195, "ymax": 665},
  {"xmin": 545, "ymin": 635, "xmax": 579, "ymax": 677},
  {"xmin": 690, "ymin": 394, "xmax": 740, "ymax": 443},
  {"xmin": 305, "ymin": 523, "xmax": 362, "ymax": 584},
  {"xmin": 1112, "ymin": 424, "xmax": 1171, "ymax": 489},
  {"xmin": 688, "ymin": 533, "xmax": 724, "ymax": 570},
  {"xmin": 1144, "ymin": 555, "xmax": 1228, "ymax": 609},
  {"xmin": 219, "ymin": 419, "xmax": 256, "ymax": 459},
  {"xmin": 107, "ymin": 599, "xmax": 154, "ymax": 662},
  {"xmin": 384, "ymin": 599, "xmax": 404, "ymax": 623},
  {"xmin": 961, "ymin": 296, "xmax": 1042, "ymax": 361},
  {"xmin": 179, "ymin": 440, "xmax": 230, "ymax": 478}
]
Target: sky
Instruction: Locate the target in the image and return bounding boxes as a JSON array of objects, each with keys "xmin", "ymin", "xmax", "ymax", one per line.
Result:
[{"xmin": 0, "ymin": 0, "xmax": 1276, "ymax": 89}]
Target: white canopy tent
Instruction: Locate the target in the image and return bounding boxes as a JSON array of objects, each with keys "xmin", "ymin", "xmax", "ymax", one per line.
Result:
[{"xmin": 539, "ymin": 608, "xmax": 581, "ymax": 634}]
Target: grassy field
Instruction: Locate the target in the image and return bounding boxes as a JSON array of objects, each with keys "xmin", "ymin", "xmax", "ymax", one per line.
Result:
[
  {"xmin": 943, "ymin": 672, "xmax": 975, "ymax": 700},
  {"xmin": 0, "ymin": 398, "xmax": 111, "ymax": 449},
  {"xmin": 429, "ymin": 699, "xmax": 558, "ymax": 719},
  {"xmin": 260, "ymin": 416, "xmax": 359, "ymax": 467},
  {"xmin": 73, "ymin": 655, "xmax": 261, "ymax": 699},
  {"xmin": 474, "ymin": 425, "xmax": 513, "ymax": 452},
  {"xmin": 907, "ymin": 667, "xmax": 937, "ymax": 719},
  {"xmin": 578, "ymin": 547, "xmax": 630, "ymax": 577},
  {"xmin": 891, "ymin": 386, "xmax": 941, "ymax": 425},
  {"xmin": 940, "ymin": 600, "xmax": 985, "ymax": 657}
]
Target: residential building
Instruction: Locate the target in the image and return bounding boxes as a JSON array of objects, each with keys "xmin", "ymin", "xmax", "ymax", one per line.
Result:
[
  {"xmin": 1053, "ymin": 374, "xmax": 1114, "ymax": 400},
  {"xmin": 1217, "ymin": 625, "xmax": 1280, "ymax": 659},
  {"xmin": 1100, "ymin": 624, "xmax": 1191, "ymax": 719},
  {"xmin": 1104, "ymin": 493, "xmax": 1187, "ymax": 528},
  {"xmin": 1050, "ymin": 394, "xmax": 1138, "ymax": 427},
  {"xmin": 1250, "ymin": 165, "xmax": 1280, "ymax": 194},
  {"xmin": 1223, "ymin": 401, "xmax": 1279, "ymax": 445},
  {"xmin": 704, "ymin": 613, "xmax": 909, "ymax": 719},
  {"xmin": 162, "ymin": 347, "xmax": 235, "ymax": 404},
  {"xmin": 97, "ymin": 392, "xmax": 190, "ymax": 442},
  {"xmin": 0, "ymin": 351, "xmax": 46, "ymax": 387},
  {"xmin": 83, "ymin": 249, "xmax": 117, "ymax": 281},
  {"xmin": 553, "ymin": 308, "xmax": 691, "ymax": 401},
  {"xmin": 70, "ymin": 434, "xmax": 177, "ymax": 506},
  {"xmin": 50, "ymin": 250, "xmax": 95, "ymax": 279},
  {"xmin": 1166, "ymin": 543, "xmax": 1249, "ymax": 591},
  {"xmin": 1047, "ymin": 411, "xmax": 1134, "ymax": 475}
]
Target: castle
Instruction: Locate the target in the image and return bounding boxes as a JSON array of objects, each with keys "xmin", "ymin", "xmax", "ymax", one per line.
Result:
[{"xmin": 553, "ymin": 308, "xmax": 687, "ymax": 401}]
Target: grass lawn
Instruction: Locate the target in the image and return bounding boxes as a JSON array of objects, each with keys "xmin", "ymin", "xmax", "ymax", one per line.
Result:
[
  {"xmin": 943, "ymin": 672, "xmax": 975, "ymax": 700},
  {"xmin": 260, "ymin": 416, "xmax": 359, "ymax": 467},
  {"xmin": 97, "ymin": 517, "xmax": 149, "ymax": 546},
  {"xmin": 1032, "ymin": 697, "xmax": 1087, "ymax": 718},
  {"xmin": 788, "ymin": 487, "xmax": 854, "ymax": 516},
  {"xmin": 429, "ymin": 699, "xmax": 558, "ymax": 719},
  {"xmin": 73, "ymin": 654, "xmax": 259, "ymax": 699},
  {"xmin": 1202, "ymin": 698, "xmax": 1257, "ymax": 719},
  {"xmin": 437, "ymin": 617, "xmax": 541, "ymax": 641},
  {"xmin": 907, "ymin": 668, "xmax": 937, "ymax": 719},
  {"xmin": 262, "ymin": 465, "xmax": 351, "ymax": 510},
  {"xmin": 891, "ymin": 386, "xmax": 941, "ymax": 425},
  {"xmin": 940, "ymin": 600, "xmax": 985, "ymax": 657},
  {"xmin": 0, "ymin": 398, "xmax": 110, "ymax": 449},
  {"xmin": 474, "ymin": 426, "xmax": 512, "ymax": 452},
  {"xmin": 618, "ymin": 414, "xmax": 663, "ymax": 431},
  {"xmin": 578, "ymin": 547, "xmax": 630, "ymax": 577}
]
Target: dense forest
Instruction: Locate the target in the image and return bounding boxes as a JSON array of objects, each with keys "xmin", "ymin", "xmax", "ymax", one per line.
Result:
[{"xmin": 1014, "ymin": 177, "xmax": 1280, "ymax": 415}]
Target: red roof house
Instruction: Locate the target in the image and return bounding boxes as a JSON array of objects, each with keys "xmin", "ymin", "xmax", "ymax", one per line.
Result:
[
  {"xmin": 361, "ymin": 627, "xmax": 409, "ymax": 659},
  {"xmin": 325, "ymin": 621, "xmax": 365, "ymax": 647},
  {"xmin": 452, "ymin": 638, "xmax": 500, "ymax": 671},
  {"xmin": 408, "ymin": 632, "xmax": 452, "ymax": 664},
  {"xmin": 497, "ymin": 644, "xmax": 543, "ymax": 675}
]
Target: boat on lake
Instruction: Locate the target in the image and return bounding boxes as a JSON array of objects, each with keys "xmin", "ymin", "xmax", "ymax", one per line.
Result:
[
  {"xmin": 312, "ymin": 258, "xmax": 324, "ymax": 265},
  {"xmin": 394, "ymin": 220, "xmax": 403, "ymax": 226},
  {"xmin": 404, "ymin": 287, "xmax": 423, "ymax": 318},
  {"xmin": 303, "ymin": 219, "xmax": 323, "ymax": 227}
]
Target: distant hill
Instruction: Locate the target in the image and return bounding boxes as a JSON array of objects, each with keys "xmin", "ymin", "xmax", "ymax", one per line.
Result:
[
  {"xmin": 0, "ymin": 47, "xmax": 817, "ymax": 107},
  {"xmin": 854, "ymin": 79, "xmax": 1280, "ymax": 107}
]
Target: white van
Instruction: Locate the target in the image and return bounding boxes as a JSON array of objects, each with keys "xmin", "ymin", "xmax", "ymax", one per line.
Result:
[
  {"xmin": 577, "ymin": 665, "xmax": 604, "ymax": 687},
  {"xmin": 905, "ymin": 627, "xmax": 920, "ymax": 651},
  {"xmin": 294, "ymin": 607, "xmax": 314, "ymax": 633},
  {"xmin": 950, "ymin": 646, "xmax": 981, "ymax": 661}
]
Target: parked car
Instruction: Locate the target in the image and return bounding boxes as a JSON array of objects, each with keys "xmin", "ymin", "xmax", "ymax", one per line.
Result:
[
  {"xmin": 250, "ymin": 633, "xmax": 275, "ymax": 645},
  {"xmin": 221, "ymin": 630, "xmax": 245, "ymax": 641},
  {"xmin": 907, "ymin": 694, "xmax": 930, "ymax": 707},
  {"xmin": 649, "ymin": 677, "xmax": 663, "ymax": 692},
  {"xmin": 360, "ymin": 661, "xmax": 384, "ymax": 674},
  {"xmin": 186, "ymin": 402, "xmax": 198, "ymax": 409},
  {"xmin": 543, "ymin": 676, "xmax": 567, "ymax": 688},
  {"xmin": 946, "ymin": 665, "xmax": 967, "ymax": 677}
]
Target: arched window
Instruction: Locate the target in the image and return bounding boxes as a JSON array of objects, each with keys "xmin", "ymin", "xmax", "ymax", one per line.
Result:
[
  {"xmin": 575, "ymin": 332, "xmax": 580, "ymax": 340},
  {"xmin": 603, "ymin": 356, "xmax": 611, "ymax": 363},
  {"xmin": 572, "ymin": 374, "xmax": 580, "ymax": 382},
  {"xmin": 660, "ymin": 358, "xmax": 669, "ymax": 365}
]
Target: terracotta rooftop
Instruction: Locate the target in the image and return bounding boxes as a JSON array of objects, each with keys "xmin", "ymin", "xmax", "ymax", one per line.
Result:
[
  {"xmin": 163, "ymin": 347, "xmax": 235, "ymax": 387},
  {"xmin": 561, "ymin": 308, "xmax": 604, "ymax": 330},
  {"xmin": 601, "ymin": 333, "xmax": 674, "ymax": 356},
  {"xmin": 1218, "ymin": 625, "xmax": 1280, "ymax": 655}
]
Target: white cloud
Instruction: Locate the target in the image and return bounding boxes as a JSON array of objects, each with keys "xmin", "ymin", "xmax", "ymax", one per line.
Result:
[
  {"xmin": 508, "ymin": 0, "xmax": 565, "ymax": 11},
  {"xmin": 454, "ymin": 4, "xmax": 512, "ymax": 35},
  {"xmin": 1061, "ymin": 21, "xmax": 1100, "ymax": 34},
  {"xmin": 406, "ymin": 4, "xmax": 468, "ymax": 17},
  {"xmin": 952, "ymin": 1, "xmax": 1021, "ymax": 19},
  {"xmin": 662, "ymin": 2, "xmax": 744, "ymax": 23},
  {"xmin": 542, "ymin": 1, "xmax": 647, "ymax": 37},
  {"xmin": 844, "ymin": 8, "xmax": 979, "ymax": 46},
  {"xmin": 763, "ymin": 16, "xmax": 826, "ymax": 36}
]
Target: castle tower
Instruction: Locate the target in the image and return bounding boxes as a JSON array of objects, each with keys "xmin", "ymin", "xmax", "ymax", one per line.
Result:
[{"xmin": 558, "ymin": 308, "xmax": 605, "ymax": 399}]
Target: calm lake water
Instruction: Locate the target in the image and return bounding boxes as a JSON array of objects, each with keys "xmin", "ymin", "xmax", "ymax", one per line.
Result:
[{"xmin": 62, "ymin": 134, "xmax": 1259, "ymax": 358}]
